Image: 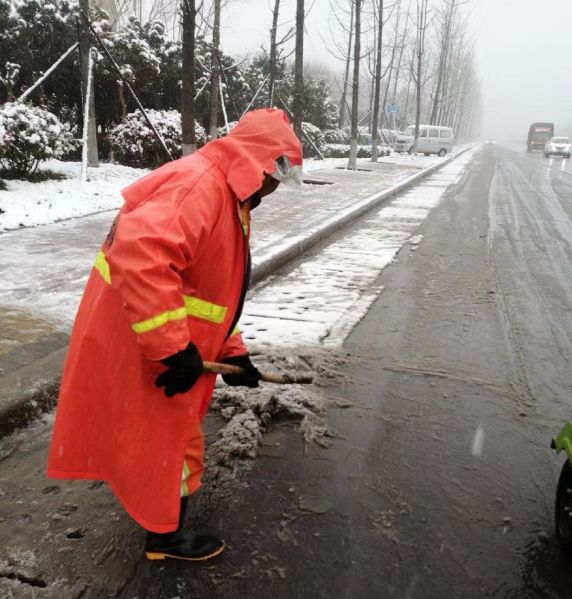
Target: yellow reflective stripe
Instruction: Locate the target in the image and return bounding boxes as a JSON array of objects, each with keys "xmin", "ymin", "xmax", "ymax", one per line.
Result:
[
  {"xmin": 231, "ymin": 326, "xmax": 240, "ymax": 336},
  {"xmin": 132, "ymin": 297, "xmax": 227, "ymax": 335},
  {"xmin": 132, "ymin": 307, "xmax": 187, "ymax": 334},
  {"xmin": 183, "ymin": 295, "xmax": 227, "ymax": 324},
  {"xmin": 94, "ymin": 251, "xmax": 111, "ymax": 284}
]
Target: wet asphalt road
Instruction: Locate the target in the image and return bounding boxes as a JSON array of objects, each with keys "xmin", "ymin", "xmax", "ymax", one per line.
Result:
[{"xmin": 3, "ymin": 144, "xmax": 572, "ymax": 598}]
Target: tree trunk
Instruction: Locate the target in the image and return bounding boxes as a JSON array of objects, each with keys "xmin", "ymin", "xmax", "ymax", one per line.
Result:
[
  {"xmin": 208, "ymin": 0, "xmax": 221, "ymax": 140},
  {"xmin": 348, "ymin": 0, "xmax": 361, "ymax": 170},
  {"xmin": 181, "ymin": 0, "xmax": 197, "ymax": 155},
  {"xmin": 293, "ymin": 0, "xmax": 304, "ymax": 140},
  {"xmin": 338, "ymin": 0, "xmax": 354, "ymax": 130},
  {"xmin": 430, "ymin": 0, "xmax": 456, "ymax": 125},
  {"xmin": 413, "ymin": 0, "xmax": 428, "ymax": 154},
  {"xmin": 269, "ymin": 0, "xmax": 280, "ymax": 106},
  {"xmin": 79, "ymin": 0, "xmax": 99, "ymax": 167},
  {"xmin": 371, "ymin": 0, "xmax": 383, "ymax": 162}
]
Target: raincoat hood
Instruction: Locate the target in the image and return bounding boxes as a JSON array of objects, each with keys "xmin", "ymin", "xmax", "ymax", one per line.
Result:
[
  {"xmin": 198, "ymin": 108, "xmax": 303, "ymax": 201},
  {"xmin": 120, "ymin": 108, "xmax": 302, "ymax": 210}
]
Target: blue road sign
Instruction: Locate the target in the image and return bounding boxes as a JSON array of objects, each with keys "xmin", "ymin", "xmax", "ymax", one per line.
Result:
[{"xmin": 387, "ymin": 105, "xmax": 400, "ymax": 114}]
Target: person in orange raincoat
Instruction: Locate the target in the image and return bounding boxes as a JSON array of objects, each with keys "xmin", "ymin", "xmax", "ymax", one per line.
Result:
[{"xmin": 47, "ymin": 108, "xmax": 303, "ymax": 562}]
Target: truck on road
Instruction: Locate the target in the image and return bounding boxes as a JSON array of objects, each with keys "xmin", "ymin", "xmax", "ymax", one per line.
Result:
[{"xmin": 527, "ymin": 122, "xmax": 554, "ymax": 152}]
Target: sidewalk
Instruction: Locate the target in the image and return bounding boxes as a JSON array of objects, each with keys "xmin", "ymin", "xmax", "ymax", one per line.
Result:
[{"xmin": 0, "ymin": 151, "xmax": 459, "ymax": 435}]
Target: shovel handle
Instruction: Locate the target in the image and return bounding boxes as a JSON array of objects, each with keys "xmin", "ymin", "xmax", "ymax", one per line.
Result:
[{"xmin": 202, "ymin": 361, "xmax": 312, "ymax": 385}]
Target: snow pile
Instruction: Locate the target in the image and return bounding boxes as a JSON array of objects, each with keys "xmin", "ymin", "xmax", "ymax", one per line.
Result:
[
  {"xmin": 204, "ymin": 348, "xmax": 346, "ymax": 475},
  {"xmin": 0, "ymin": 102, "xmax": 77, "ymax": 175},
  {"xmin": 108, "ymin": 110, "xmax": 206, "ymax": 168}
]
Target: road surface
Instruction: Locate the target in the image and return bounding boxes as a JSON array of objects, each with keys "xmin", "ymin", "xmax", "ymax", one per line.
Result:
[{"xmin": 1, "ymin": 144, "xmax": 572, "ymax": 598}]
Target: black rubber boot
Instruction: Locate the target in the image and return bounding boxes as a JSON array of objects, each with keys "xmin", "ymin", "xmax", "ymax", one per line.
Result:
[{"xmin": 145, "ymin": 497, "xmax": 224, "ymax": 562}]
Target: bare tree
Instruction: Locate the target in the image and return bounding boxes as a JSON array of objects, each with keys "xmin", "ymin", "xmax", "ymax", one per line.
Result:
[
  {"xmin": 208, "ymin": 0, "xmax": 221, "ymax": 139},
  {"xmin": 370, "ymin": 0, "xmax": 384, "ymax": 161},
  {"xmin": 181, "ymin": 0, "xmax": 196, "ymax": 155},
  {"xmin": 348, "ymin": 0, "xmax": 361, "ymax": 169},
  {"xmin": 268, "ymin": 0, "xmax": 295, "ymax": 106},
  {"xmin": 411, "ymin": 0, "xmax": 428, "ymax": 153},
  {"xmin": 429, "ymin": 0, "xmax": 457, "ymax": 125},
  {"xmin": 292, "ymin": 0, "xmax": 304, "ymax": 139},
  {"xmin": 79, "ymin": 0, "xmax": 99, "ymax": 167}
]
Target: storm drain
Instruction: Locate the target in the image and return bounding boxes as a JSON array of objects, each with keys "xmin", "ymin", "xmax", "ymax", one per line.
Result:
[{"xmin": 302, "ymin": 179, "xmax": 334, "ymax": 185}]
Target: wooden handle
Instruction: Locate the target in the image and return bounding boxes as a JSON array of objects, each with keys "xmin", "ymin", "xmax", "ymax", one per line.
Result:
[{"xmin": 202, "ymin": 361, "xmax": 312, "ymax": 385}]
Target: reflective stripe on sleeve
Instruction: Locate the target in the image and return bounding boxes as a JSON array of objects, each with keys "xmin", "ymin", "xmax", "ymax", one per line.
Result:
[
  {"xmin": 231, "ymin": 326, "xmax": 240, "ymax": 336},
  {"xmin": 132, "ymin": 306, "xmax": 188, "ymax": 334},
  {"xmin": 94, "ymin": 251, "xmax": 111, "ymax": 284}
]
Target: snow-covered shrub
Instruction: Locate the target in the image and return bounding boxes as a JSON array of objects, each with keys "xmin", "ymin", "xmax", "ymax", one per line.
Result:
[
  {"xmin": 323, "ymin": 128, "xmax": 349, "ymax": 144},
  {"xmin": 323, "ymin": 143, "xmax": 350, "ymax": 158},
  {"xmin": 108, "ymin": 109, "xmax": 206, "ymax": 168},
  {"xmin": 0, "ymin": 102, "xmax": 77, "ymax": 175},
  {"xmin": 216, "ymin": 121, "xmax": 238, "ymax": 138},
  {"xmin": 357, "ymin": 145, "xmax": 372, "ymax": 158},
  {"xmin": 321, "ymin": 143, "xmax": 374, "ymax": 159},
  {"xmin": 301, "ymin": 122, "xmax": 326, "ymax": 158}
]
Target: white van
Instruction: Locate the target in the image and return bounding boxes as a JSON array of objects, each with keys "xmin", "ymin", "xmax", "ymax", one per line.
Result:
[{"xmin": 393, "ymin": 125, "xmax": 454, "ymax": 156}]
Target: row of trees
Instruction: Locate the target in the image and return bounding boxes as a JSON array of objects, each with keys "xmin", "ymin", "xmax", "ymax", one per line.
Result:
[
  {"xmin": 0, "ymin": 0, "xmax": 481, "ymax": 172},
  {"xmin": 331, "ymin": 0, "xmax": 481, "ymax": 163}
]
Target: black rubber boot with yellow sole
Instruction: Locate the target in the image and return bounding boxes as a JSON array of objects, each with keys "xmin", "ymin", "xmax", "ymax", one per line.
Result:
[{"xmin": 144, "ymin": 496, "xmax": 225, "ymax": 561}]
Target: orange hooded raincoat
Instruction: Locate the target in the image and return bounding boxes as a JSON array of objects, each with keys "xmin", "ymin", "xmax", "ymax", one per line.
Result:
[{"xmin": 47, "ymin": 109, "xmax": 303, "ymax": 533}]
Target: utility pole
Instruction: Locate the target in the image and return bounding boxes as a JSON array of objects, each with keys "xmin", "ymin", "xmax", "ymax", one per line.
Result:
[
  {"xmin": 181, "ymin": 0, "xmax": 196, "ymax": 155},
  {"xmin": 293, "ymin": 0, "xmax": 304, "ymax": 139},
  {"xmin": 78, "ymin": 0, "xmax": 99, "ymax": 167}
]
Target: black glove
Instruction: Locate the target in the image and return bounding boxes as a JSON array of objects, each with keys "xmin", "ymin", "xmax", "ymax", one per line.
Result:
[
  {"xmin": 221, "ymin": 354, "xmax": 261, "ymax": 388},
  {"xmin": 155, "ymin": 342, "xmax": 203, "ymax": 397}
]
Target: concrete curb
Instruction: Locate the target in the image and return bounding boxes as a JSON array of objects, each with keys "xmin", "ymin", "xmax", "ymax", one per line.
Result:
[
  {"xmin": 251, "ymin": 149, "xmax": 469, "ymax": 284},
  {"xmin": 0, "ymin": 148, "xmax": 471, "ymax": 438}
]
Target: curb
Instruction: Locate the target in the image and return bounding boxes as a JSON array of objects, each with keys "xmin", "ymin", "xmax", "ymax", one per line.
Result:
[
  {"xmin": 0, "ymin": 148, "xmax": 471, "ymax": 438},
  {"xmin": 251, "ymin": 149, "xmax": 469, "ymax": 283}
]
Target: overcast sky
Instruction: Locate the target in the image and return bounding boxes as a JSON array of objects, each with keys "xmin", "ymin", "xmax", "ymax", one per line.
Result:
[{"xmin": 220, "ymin": 0, "xmax": 572, "ymax": 140}]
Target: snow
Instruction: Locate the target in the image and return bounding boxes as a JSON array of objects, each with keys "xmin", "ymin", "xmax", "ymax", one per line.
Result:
[
  {"xmin": 0, "ymin": 160, "xmax": 145, "ymax": 231},
  {"xmin": 239, "ymin": 148, "xmax": 478, "ymax": 349}
]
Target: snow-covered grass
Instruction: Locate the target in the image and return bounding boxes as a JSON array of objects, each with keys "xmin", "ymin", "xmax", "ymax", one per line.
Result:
[{"xmin": 0, "ymin": 160, "xmax": 146, "ymax": 232}]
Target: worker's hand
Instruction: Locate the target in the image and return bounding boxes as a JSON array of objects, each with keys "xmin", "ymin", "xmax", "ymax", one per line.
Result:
[
  {"xmin": 221, "ymin": 354, "xmax": 261, "ymax": 388},
  {"xmin": 155, "ymin": 342, "xmax": 203, "ymax": 397}
]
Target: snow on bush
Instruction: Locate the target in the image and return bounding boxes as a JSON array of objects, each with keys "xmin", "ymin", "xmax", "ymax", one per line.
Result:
[
  {"xmin": 322, "ymin": 144, "xmax": 350, "ymax": 158},
  {"xmin": 0, "ymin": 102, "xmax": 77, "ymax": 176},
  {"xmin": 322, "ymin": 143, "xmax": 375, "ymax": 159},
  {"xmin": 323, "ymin": 128, "xmax": 349, "ymax": 144},
  {"xmin": 301, "ymin": 121, "xmax": 326, "ymax": 158},
  {"xmin": 216, "ymin": 121, "xmax": 238, "ymax": 138},
  {"xmin": 108, "ymin": 109, "xmax": 206, "ymax": 168}
]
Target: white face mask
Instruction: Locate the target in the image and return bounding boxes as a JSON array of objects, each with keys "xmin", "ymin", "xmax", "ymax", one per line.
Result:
[{"xmin": 270, "ymin": 155, "xmax": 303, "ymax": 187}]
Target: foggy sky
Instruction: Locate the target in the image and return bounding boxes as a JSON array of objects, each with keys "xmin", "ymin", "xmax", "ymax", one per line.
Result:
[{"xmin": 221, "ymin": 0, "xmax": 572, "ymax": 140}]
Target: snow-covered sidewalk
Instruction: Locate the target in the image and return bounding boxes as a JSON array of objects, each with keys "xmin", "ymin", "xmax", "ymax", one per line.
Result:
[{"xmin": 0, "ymin": 154, "xmax": 441, "ymax": 333}]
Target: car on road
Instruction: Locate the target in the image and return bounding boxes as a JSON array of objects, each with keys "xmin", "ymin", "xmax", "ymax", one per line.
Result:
[
  {"xmin": 393, "ymin": 125, "xmax": 454, "ymax": 157},
  {"xmin": 544, "ymin": 137, "xmax": 571, "ymax": 158},
  {"xmin": 485, "ymin": 139, "xmax": 496, "ymax": 145}
]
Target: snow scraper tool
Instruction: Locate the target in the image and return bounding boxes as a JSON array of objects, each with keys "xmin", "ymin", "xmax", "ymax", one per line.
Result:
[{"xmin": 203, "ymin": 361, "xmax": 313, "ymax": 384}]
